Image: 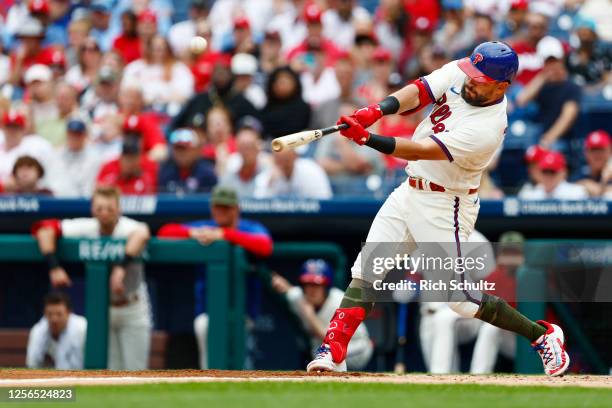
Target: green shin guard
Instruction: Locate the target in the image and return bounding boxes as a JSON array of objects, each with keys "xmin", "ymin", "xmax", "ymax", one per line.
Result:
[{"xmin": 475, "ymin": 293, "xmax": 546, "ymax": 342}]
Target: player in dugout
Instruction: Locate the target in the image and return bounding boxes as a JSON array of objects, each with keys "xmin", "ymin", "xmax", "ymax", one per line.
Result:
[
  {"xmin": 32, "ymin": 186, "xmax": 153, "ymax": 370},
  {"xmin": 157, "ymin": 185, "xmax": 273, "ymax": 369}
]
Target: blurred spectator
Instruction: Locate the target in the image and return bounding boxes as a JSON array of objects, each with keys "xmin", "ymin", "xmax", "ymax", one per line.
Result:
[
  {"xmin": 26, "ymin": 292, "xmax": 87, "ymax": 370},
  {"xmin": 300, "ymin": 44, "xmax": 341, "ymax": 107},
  {"xmin": 254, "ymin": 148, "xmax": 333, "ymax": 199},
  {"xmin": 575, "ymin": 130, "xmax": 612, "ymax": 197},
  {"xmin": 136, "ymin": 10, "xmax": 159, "ymax": 55},
  {"xmin": 33, "ymin": 186, "xmax": 152, "ymax": 370},
  {"xmin": 315, "ymin": 102, "xmax": 382, "ymax": 180},
  {"xmin": 567, "ymin": 15, "xmax": 612, "ymax": 87},
  {"xmin": 322, "ymin": 0, "xmax": 371, "ymax": 50},
  {"xmin": 267, "ymin": 0, "xmax": 309, "ymax": 52},
  {"xmin": 0, "ymin": 155, "xmax": 52, "ymax": 195},
  {"xmin": 122, "ymin": 35, "xmax": 194, "ymax": 112},
  {"xmin": 232, "ymin": 53, "xmax": 266, "ymax": 109},
  {"xmin": 96, "ymin": 136, "xmax": 158, "ymax": 195},
  {"xmin": 454, "ymin": 13, "xmax": 495, "ymax": 59},
  {"xmin": 188, "ymin": 19, "xmax": 219, "ymax": 92},
  {"xmin": 65, "ymin": 18, "xmax": 91, "ymax": 67},
  {"xmin": 349, "ymin": 32, "xmax": 377, "ymax": 85},
  {"xmin": 259, "ymin": 29, "xmax": 285, "ymax": 81},
  {"xmin": 168, "ymin": 0, "xmax": 209, "ymax": 57},
  {"xmin": 518, "ymin": 145, "xmax": 548, "ymax": 197},
  {"xmin": 220, "ymin": 15, "xmax": 257, "ymax": 55},
  {"xmin": 112, "ymin": 10, "xmax": 140, "ymax": 64},
  {"xmin": 0, "ymin": 109, "xmax": 57, "ymax": 184},
  {"xmin": 356, "ymin": 47, "xmax": 393, "ymax": 105},
  {"xmin": 220, "ymin": 116, "xmax": 272, "ymax": 196},
  {"xmin": 158, "ymin": 128, "xmax": 217, "ymax": 194},
  {"xmin": 310, "ymin": 54, "xmax": 356, "ymax": 129},
  {"xmin": 510, "ymin": 12, "xmax": 550, "ymax": 85},
  {"xmin": 8, "ymin": 17, "xmax": 56, "ymax": 85},
  {"xmin": 33, "ymin": 80, "xmax": 80, "ymax": 147},
  {"xmin": 202, "ymin": 105, "xmax": 236, "ymax": 175},
  {"xmin": 516, "ymin": 37, "xmax": 581, "ymax": 149},
  {"xmin": 65, "ymin": 37, "xmax": 102, "ymax": 94},
  {"xmin": 372, "ymin": 0, "xmax": 407, "ymax": 58},
  {"xmin": 261, "ymin": 66, "xmax": 310, "ymax": 140},
  {"xmin": 157, "ymin": 185, "xmax": 273, "ymax": 369},
  {"xmin": 433, "ymin": 0, "xmax": 475, "ymax": 58},
  {"xmin": 52, "ymin": 117, "xmax": 103, "ymax": 197},
  {"xmin": 89, "ymin": 0, "xmax": 117, "ymax": 52},
  {"xmin": 286, "ymin": 4, "xmax": 343, "ymax": 66},
  {"xmin": 519, "ymin": 151, "xmax": 588, "ymax": 200},
  {"xmin": 497, "ymin": 0, "xmax": 528, "ymax": 40},
  {"xmin": 0, "ymin": 39, "xmax": 10, "ymax": 85},
  {"xmin": 118, "ymin": 87, "xmax": 168, "ymax": 162},
  {"xmin": 271, "ymin": 259, "xmax": 373, "ymax": 370},
  {"xmin": 38, "ymin": 0, "xmax": 73, "ymax": 47},
  {"xmin": 169, "ymin": 55, "xmax": 258, "ymax": 132}
]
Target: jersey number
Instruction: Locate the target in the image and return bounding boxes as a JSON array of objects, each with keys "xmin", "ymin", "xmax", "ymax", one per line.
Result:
[{"xmin": 430, "ymin": 94, "xmax": 452, "ymax": 134}]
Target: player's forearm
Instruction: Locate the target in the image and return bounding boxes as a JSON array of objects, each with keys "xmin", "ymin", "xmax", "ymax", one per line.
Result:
[
  {"xmin": 541, "ymin": 102, "xmax": 579, "ymax": 146},
  {"xmin": 125, "ymin": 226, "xmax": 151, "ymax": 257},
  {"xmin": 366, "ymin": 134, "xmax": 449, "ymax": 161},
  {"xmin": 36, "ymin": 228, "xmax": 57, "ymax": 255},
  {"xmin": 390, "ymin": 83, "xmax": 420, "ymax": 113}
]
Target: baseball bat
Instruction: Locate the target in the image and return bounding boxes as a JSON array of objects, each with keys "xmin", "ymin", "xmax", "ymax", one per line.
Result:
[{"xmin": 271, "ymin": 123, "xmax": 349, "ymax": 152}]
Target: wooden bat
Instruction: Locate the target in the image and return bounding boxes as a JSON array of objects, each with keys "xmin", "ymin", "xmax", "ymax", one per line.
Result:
[{"xmin": 271, "ymin": 124, "xmax": 349, "ymax": 152}]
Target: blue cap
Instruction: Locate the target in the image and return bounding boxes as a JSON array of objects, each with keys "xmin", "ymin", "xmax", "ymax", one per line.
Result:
[
  {"xmin": 67, "ymin": 118, "xmax": 86, "ymax": 133},
  {"xmin": 169, "ymin": 128, "xmax": 198, "ymax": 146},
  {"xmin": 457, "ymin": 41, "xmax": 519, "ymax": 83},
  {"xmin": 90, "ymin": 0, "xmax": 111, "ymax": 13},
  {"xmin": 442, "ymin": 0, "xmax": 463, "ymax": 10},
  {"xmin": 573, "ymin": 14, "xmax": 597, "ymax": 32},
  {"xmin": 299, "ymin": 259, "xmax": 332, "ymax": 286}
]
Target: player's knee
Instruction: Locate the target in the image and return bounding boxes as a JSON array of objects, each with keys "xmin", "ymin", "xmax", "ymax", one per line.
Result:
[{"xmin": 447, "ymin": 301, "xmax": 479, "ymax": 318}]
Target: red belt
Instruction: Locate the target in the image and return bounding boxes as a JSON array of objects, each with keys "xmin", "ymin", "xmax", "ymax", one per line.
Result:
[{"xmin": 408, "ymin": 176, "xmax": 478, "ymax": 195}]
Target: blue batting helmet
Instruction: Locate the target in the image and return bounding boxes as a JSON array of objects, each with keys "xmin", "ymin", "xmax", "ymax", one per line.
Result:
[
  {"xmin": 299, "ymin": 259, "xmax": 333, "ymax": 286},
  {"xmin": 458, "ymin": 41, "xmax": 519, "ymax": 83}
]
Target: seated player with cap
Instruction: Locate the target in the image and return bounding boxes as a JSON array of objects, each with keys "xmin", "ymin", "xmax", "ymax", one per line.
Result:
[
  {"xmin": 517, "ymin": 145, "xmax": 548, "ymax": 198},
  {"xmin": 158, "ymin": 128, "xmax": 217, "ymax": 194},
  {"xmin": 575, "ymin": 130, "xmax": 612, "ymax": 197},
  {"xmin": 157, "ymin": 186, "xmax": 273, "ymax": 369},
  {"xmin": 271, "ymin": 260, "xmax": 373, "ymax": 370},
  {"xmin": 519, "ymin": 150, "xmax": 588, "ymax": 200}
]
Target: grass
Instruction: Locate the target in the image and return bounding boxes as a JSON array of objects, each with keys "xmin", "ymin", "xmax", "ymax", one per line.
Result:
[{"xmin": 5, "ymin": 381, "xmax": 612, "ymax": 408}]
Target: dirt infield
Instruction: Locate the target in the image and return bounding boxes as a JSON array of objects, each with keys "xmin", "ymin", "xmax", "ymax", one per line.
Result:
[{"xmin": 1, "ymin": 370, "xmax": 611, "ymax": 389}]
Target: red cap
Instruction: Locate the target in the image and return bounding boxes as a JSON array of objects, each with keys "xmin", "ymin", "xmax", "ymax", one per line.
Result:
[
  {"xmin": 29, "ymin": 0, "xmax": 50, "ymax": 15},
  {"xmin": 373, "ymin": 47, "xmax": 392, "ymax": 62},
  {"xmin": 303, "ymin": 3, "xmax": 322, "ymax": 24},
  {"xmin": 585, "ymin": 130, "xmax": 611, "ymax": 150},
  {"xmin": 45, "ymin": 49, "xmax": 66, "ymax": 68},
  {"xmin": 123, "ymin": 114, "xmax": 144, "ymax": 133},
  {"xmin": 538, "ymin": 151, "xmax": 566, "ymax": 172},
  {"xmin": 524, "ymin": 145, "xmax": 548, "ymax": 164},
  {"xmin": 214, "ymin": 53, "xmax": 232, "ymax": 68},
  {"xmin": 510, "ymin": 0, "xmax": 529, "ymax": 10},
  {"xmin": 412, "ymin": 16, "xmax": 433, "ymax": 32},
  {"xmin": 137, "ymin": 9, "xmax": 157, "ymax": 24},
  {"xmin": 233, "ymin": 16, "xmax": 250, "ymax": 30},
  {"xmin": 2, "ymin": 110, "xmax": 26, "ymax": 127}
]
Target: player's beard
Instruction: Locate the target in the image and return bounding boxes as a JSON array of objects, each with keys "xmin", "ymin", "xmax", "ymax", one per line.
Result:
[{"xmin": 461, "ymin": 83, "xmax": 489, "ymax": 106}]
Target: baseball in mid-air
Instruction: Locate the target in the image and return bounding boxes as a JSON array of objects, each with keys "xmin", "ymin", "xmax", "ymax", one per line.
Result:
[{"xmin": 189, "ymin": 36, "xmax": 208, "ymax": 54}]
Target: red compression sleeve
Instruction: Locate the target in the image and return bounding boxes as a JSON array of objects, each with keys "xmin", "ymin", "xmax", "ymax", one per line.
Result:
[
  {"xmin": 31, "ymin": 219, "xmax": 62, "ymax": 237},
  {"xmin": 157, "ymin": 223, "xmax": 191, "ymax": 238},
  {"xmin": 400, "ymin": 78, "xmax": 434, "ymax": 116},
  {"xmin": 222, "ymin": 228, "xmax": 273, "ymax": 258}
]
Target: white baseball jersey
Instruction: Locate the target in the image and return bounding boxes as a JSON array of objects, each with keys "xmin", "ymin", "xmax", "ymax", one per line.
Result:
[
  {"xmin": 60, "ymin": 216, "xmax": 147, "ymax": 239},
  {"xmin": 407, "ymin": 61, "xmax": 508, "ymax": 191}
]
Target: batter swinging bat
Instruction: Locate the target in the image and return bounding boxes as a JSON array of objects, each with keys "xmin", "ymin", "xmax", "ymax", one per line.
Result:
[{"xmin": 271, "ymin": 123, "xmax": 349, "ymax": 152}]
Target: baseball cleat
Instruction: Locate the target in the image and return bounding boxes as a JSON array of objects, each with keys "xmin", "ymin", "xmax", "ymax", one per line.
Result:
[
  {"xmin": 532, "ymin": 320, "xmax": 570, "ymax": 376},
  {"xmin": 306, "ymin": 344, "xmax": 347, "ymax": 373}
]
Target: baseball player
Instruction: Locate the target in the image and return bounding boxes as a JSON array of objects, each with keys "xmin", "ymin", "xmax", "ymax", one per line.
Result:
[
  {"xmin": 33, "ymin": 186, "xmax": 152, "ymax": 370},
  {"xmin": 307, "ymin": 42, "xmax": 570, "ymax": 376}
]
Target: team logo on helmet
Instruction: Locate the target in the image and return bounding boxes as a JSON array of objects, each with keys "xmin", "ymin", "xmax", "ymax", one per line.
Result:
[{"xmin": 472, "ymin": 53, "xmax": 484, "ymax": 64}]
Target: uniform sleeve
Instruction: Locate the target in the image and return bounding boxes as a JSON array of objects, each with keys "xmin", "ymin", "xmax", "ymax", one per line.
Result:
[
  {"xmin": 421, "ymin": 61, "xmax": 461, "ymax": 102},
  {"xmin": 429, "ymin": 123, "xmax": 504, "ymax": 170},
  {"xmin": 114, "ymin": 217, "xmax": 148, "ymax": 238},
  {"xmin": 60, "ymin": 218, "xmax": 99, "ymax": 238}
]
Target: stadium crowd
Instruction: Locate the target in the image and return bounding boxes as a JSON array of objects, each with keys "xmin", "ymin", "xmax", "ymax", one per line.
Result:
[{"xmin": 0, "ymin": 0, "xmax": 611, "ymax": 199}]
